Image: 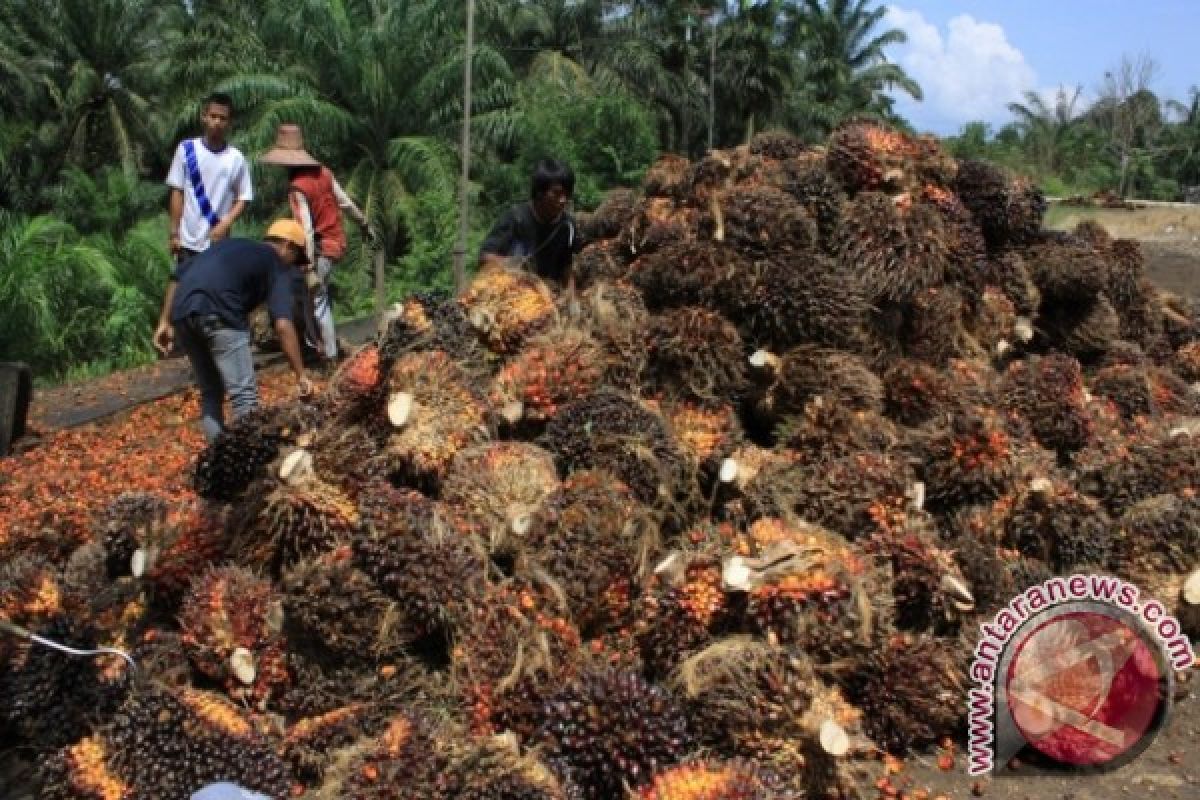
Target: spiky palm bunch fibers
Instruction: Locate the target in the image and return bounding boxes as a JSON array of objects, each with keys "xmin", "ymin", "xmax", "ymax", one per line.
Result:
[
  {"xmin": 1000, "ymin": 353, "xmax": 1093, "ymax": 454},
  {"xmin": 836, "ymin": 192, "xmax": 951, "ymax": 305},
  {"xmin": 953, "ymin": 160, "xmax": 1045, "ymax": 249},
  {"xmin": 645, "ymin": 307, "xmax": 747, "ymax": 405},
  {"xmin": 826, "ymin": 121, "xmax": 918, "ymax": 194},
  {"xmin": 193, "ymin": 403, "xmax": 321, "ymax": 501}
]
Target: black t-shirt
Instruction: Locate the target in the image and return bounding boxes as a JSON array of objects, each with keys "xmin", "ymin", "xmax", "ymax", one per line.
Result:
[
  {"xmin": 479, "ymin": 203, "xmax": 584, "ymax": 285},
  {"xmin": 170, "ymin": 239, "xmax": 295, "ymax": 330}
]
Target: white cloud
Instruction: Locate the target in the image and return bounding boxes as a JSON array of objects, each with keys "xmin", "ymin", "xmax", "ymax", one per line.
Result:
[{"xmin": 884, "ymin": 7, "xmax": 1038, "ymax": 133}]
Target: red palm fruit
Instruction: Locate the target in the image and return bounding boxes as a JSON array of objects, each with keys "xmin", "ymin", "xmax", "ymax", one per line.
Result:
[
  {"xmin": 636, "ymin": 555, "xmax": 735, "ymax": 677},
  {"xmin": 638, "ymin": 758, "xmax": 795, "ymax": 800},
  {"xmin": 460, "ymin": 268, "xmax": 558, "ymax": 354},
  {"xmin": 178, "ymin": 565, "xmax": 290, "ymax": 707},
  {"xmin": 380, "ymin": 349, "xmax": 489, "ymax": 490},
  {"xmin": 826, "ymin": 120, "xmax": 918, "ymax": 194},
  {"xmin": 489, "ymin": 329, "xmax": 606, "ymax": 425}
]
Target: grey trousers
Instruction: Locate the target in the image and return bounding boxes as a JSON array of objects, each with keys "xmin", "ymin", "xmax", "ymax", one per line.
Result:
[
  {"xmin": 310, "ymin": 255, "xmax": 338, "ymax": 359},
  {"xmin": 175, "ymin": 314, "xmax": 258, "ymax": 442}
]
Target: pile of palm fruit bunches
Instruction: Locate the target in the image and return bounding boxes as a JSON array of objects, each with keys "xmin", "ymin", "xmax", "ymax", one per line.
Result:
[{"xmin": 5, "ymin": 120, "xmax": 1200, "ymax": 799}]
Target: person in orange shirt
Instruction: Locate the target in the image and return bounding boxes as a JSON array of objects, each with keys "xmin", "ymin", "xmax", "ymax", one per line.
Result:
[{"xmin": 261, "ymin": 124, "xmax": 375, "ymax": 361}]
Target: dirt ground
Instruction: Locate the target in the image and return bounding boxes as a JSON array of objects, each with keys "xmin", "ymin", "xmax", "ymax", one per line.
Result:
[{"xmin": 898, "ymin": 205, "xmax": 1200, "ymax": 800}]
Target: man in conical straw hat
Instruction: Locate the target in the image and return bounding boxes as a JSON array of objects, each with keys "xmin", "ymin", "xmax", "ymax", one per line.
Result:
[{"xmin": 261, "ymin": 124, "xmax": 375, "ymax": 362}]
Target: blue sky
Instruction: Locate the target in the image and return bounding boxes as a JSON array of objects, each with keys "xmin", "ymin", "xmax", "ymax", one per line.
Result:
[{"xmin": 882, "ymin": 1, "xmax": 1198, "ymax": 135}]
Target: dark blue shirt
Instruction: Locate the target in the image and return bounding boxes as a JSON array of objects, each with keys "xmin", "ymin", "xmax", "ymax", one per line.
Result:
[{"xmin": 170, "ymin": 239, "xmax": 294, "ymax": 330}]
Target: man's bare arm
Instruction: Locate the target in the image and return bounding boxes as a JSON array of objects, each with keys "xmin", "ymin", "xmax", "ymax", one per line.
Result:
[{"xmin": 168, "ymin": 189, "xmax": 184, "ymax": 256}]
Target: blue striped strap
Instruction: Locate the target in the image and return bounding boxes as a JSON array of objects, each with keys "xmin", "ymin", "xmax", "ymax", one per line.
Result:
[{"xmin": 183, "ymin": 139, "xmax": 221, "ymax": 228}]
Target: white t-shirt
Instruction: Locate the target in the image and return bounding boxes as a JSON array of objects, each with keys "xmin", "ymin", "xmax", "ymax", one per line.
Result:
[{"xmin": 166, "ymin": 138, "xmax": 254, "ymax": 252}]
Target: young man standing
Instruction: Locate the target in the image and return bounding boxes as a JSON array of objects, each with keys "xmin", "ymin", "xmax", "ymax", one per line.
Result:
[
  {"xmin": 153, "ymin": 220, "xmax": 314, "ymax": 443},
  {"xmin": 166, "ymin": 93, "xmax": 254, "ymax": 268},
  {"xmin": 260, "ymin": 124, "xmax": 373, "ymax": 361},
  {"xmin": 479, "ymin": 159, "xmax": 584, "ymax": 296}
]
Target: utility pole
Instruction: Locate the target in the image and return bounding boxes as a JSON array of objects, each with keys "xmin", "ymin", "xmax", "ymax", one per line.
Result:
[
  {"xmin": 452, "ymin": 0, "xmax": 475, "ymax": 293},
  {"xmin": 707, "ymin": 11, "xmax": 716, "ymax": 152},
  {"xmin": 682, "ymin": 11, "xmax": 693, "ymax": 158}
]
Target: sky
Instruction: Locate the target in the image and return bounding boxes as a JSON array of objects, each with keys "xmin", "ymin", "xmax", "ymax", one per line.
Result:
[{"xmin": 881, "ymin": 1, "xmax": 1198, "ymax": 136}]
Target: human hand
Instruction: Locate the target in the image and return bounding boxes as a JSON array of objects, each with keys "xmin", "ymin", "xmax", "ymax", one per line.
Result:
[
  {"xmin": 297, "ymin": 374, "xmax": 315, "ymax": 398},
  {"xmin": 209, "ymin": 221, "xmax": 231, "ymax": 242},
  {"xmin": 153, "ymin": 321, "xmax": 174, "ymax": 356},
  {"xmin": 169, "ymin": 231, "xmax": 181, "ymax": 257}
]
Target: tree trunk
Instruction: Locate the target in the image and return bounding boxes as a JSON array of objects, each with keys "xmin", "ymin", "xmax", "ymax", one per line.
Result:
[{"xmin": 1117, "ymin": 151, "xmax": 1130, "ymax": 199}]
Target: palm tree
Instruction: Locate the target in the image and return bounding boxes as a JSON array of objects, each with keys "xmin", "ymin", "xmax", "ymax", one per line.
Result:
[
  {"xmin": 0, "ymin": 0, "xmax": 176, "ymax": 188},
  {"xmin": 710, "ymin": 0, "xmax": 799, "ymax": 146},
  {"xmin": 232, "ymin": 0, "xmax": 517, "ymax": 284},
  {"xmin": 786, "ymin": 0, "xmax": 922, "ymax": 139},
  {"xmin": 1006, "ymin": 85, "xmax": 1084, "ymax": 176}
]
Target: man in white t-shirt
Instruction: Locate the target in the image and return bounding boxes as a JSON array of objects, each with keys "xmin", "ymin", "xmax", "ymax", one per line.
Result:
[{"xmin": 166, "ymin": 93, "xmax": 254, "ymax": 268}]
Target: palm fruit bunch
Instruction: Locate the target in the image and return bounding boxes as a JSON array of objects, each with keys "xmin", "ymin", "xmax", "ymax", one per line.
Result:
[
  {"xmin": 229, "ymin": 461, "xmax": 360, "ymax": 576},
  {"xmin": 1040, "ymin": 293, "xmax": 1122, "ymax": 361},
  {"xmin": 308, "ymin": 421, "xmax": 386, "ymax": 498},
  {"xmin": 999, "ymin": 478, "xmax": 1114, "ymax": 572},
  {"xmin": 777, "ymin": 161, "xmax": 846, "ymax": 248},
  {"xmin": 442, "ymin": 442, "xmax": 562, "ymax": 555},
  {"xmin": 281, "ymin": 545, "xmax": 411, "ymax": 663},
  {"xmin": 354, "ymin": 480, "xmax": 486, "ymax": 638},
  {"xmin": 178, "ymin": 565, "xmax": 290, "ymax": 708},
  {"xmin": 1075, "ymin": 423, "xmax": 1200, "ymax": 515},
  {"xmin": 452, "ymin": 582, "xmax": 582, "ymax": 739},
  {"xmin": 283, "ymin": 702, "xmax": 380, "ymax": 786},
  {"xmin": 704, "ymin": 185, "xmax": 817, "ymax": 257},
  {"xmin": 576, "ymin": 281, "xmax": 649, "ymax": 389},
  {"xmin": 920, "ymin": 407, "xmax": 1031, "ymax": 511},
  {"xmin": 739, "ymin": 449, "xmax": 913, "ymax": 543},
  {"xmin": 747, "ymin": 129, "xmax": 810, "ymax": 161},
  {"xmin": 328, "ymin": 342, "xmax": 384, "ymax": 421},
  {"xmin": 1023, "ymin": 232, "xmax": 1109, "ymax": 307},
  {"xmin": 918, "ymin": 184, "xmax": 988, "ymax": 305},
  {"xmin": 39, "ymin": 684, "xmax": 290, "ymax": 800},
  {"xmin": 379, "ymin": 288, "xmax": 491, "ymax": 370},
  {"xmin": 826, "ymin": 119, "xmax": 918, "ymax": 194},
  {"xmin": 749, "ymin": 346, "xmax": 883, "ymax": 427},
  {"xmin": 636, "ymin": 553, "xmax": 738, "ymax": 677},
  {"xmin": 93, "ymin": 491, "xmax": 169, "ymax": 579},
  {"xmin": 863, "ymin": 507, "xmax": 974, "ymax": 633},
  {"xmin": 529, "ymin": 667, "xmax": 691, "ymax": 799},
  {"xmin": 971, "ymin": 286, "xmax": 1022, "ymax": 358},
  {"xmin": 882, "ymin": 359, "xmax": 960, "ymax": 426},
  {"xmin": 671, "ymin": 641, "xmax": 861, "ymax": 797},
  {"xmin": 581, "ymin": 187, "xmax": 639, "ymax": 241},
  {"xmin": 638, "ymin": 758, "xmax": 797, "ymax": 800},
  {"xmin": 489, "ymin": 329, "xmax": 606, "ymax": 426},
  {"xmin": 1000, "ymin": 353, "xmax": 1093, "ymax": 454},
  {"xmin": 733, "ymin": 253, "xmax": 870, "ymax": 353},
  {"xmin": 903, "ymin": 286, "xmax": 985, "ymax": 367},
  {"xmin": 527, "ymin": 469, "xmax": 656, "ymax": 635},
  {"xmin": 316, "ymin": 711, "xmax": 455, "ymax": 799},
  {"xmin": 774, "ymin": 400, "xmax": 902, "ymax": 464},
  {"xmin": 645, "ymin": 307, "xmax": 747, "ymax": 405},
  {"xmin": 953, "ymin": 159, "xmax": 1046, "ymax": 249},
  {"xmin": 573, "ymin": 238, "xmax": 630, "ymax": 288},
  {"xmin": 620, "ymin": 197, "xmax": 701, "ymax": 259},
  {"xmin": 460, "ymin": 267, "xmax": 559, "ymax": 354},
  {"xmin": 444, "ymin": 733, "xmax": 581, "ymax": 800},
  {"xmin": 381, "ymin": 349, "xmax": 489, "ymax": 490},
  {"xmin": 1112, "ymin": 492, "xmax": 1200, "ymax": 600},
  {"xmin": 664, "ymin": 401, "xmax": 744, "ymax": 493},
  {"xmin": 982, "ymin": 250, "xmax": 1041, "ymax": 318},
  {"xmin": 628, "ymin": 238, "xmax": 744, "ymax": 310},
  {"xmin": 192, "ymin": 401, "xmax": 323, "ymax": 501},
  {"xmin": 644, "ymin": 153, "xmax": 692, "ymax": 199},
  {"xmin": 840, "ymin": 632, "xmax": 967, "ymax": 754},
  {"xmin": 728, "ymin": 518, "xmax": 886, "ymax": 659},
  {"xmin": 541, "ymin": 388, "xmax": 687, "ymax": 507},
  {"xmin": 835, "ymin": 191, "xmax": 951, "ymax": 305},
  {"xmin": 1088, "ymin": 362, "xmax": 1192, "ymax": 420},
  {"xmin": 138, "ymin": 500, "xmax": 229, "ymax": 603},
  {"xmin": 0, "ymin": 558, "xmax": 132, "ymax": 748}
]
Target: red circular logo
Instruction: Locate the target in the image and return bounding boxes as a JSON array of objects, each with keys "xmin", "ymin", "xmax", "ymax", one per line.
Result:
[{"xmin": 1004, "ymin": 611, "xmax": 1164, "ymax": 767}]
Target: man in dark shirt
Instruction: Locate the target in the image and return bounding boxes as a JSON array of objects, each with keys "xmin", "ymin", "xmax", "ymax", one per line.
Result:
[
  {"xmin": 153, "ymin": 219, "xmax": 313, "ymax": 442},
  {"xmin": 479, "ymin": 159, "xmax": 584, "ymax": 294}
]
